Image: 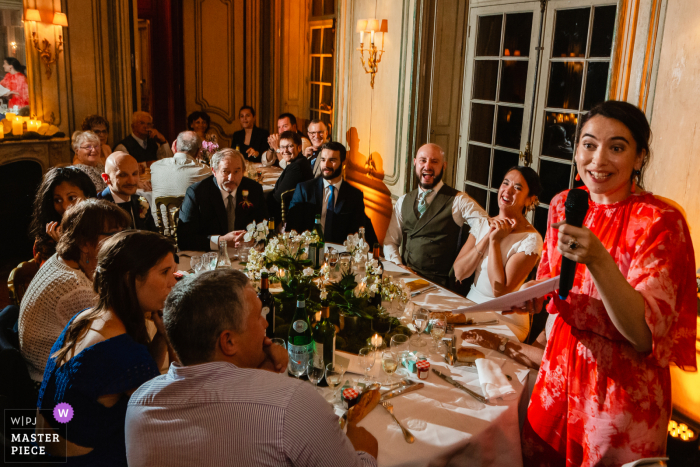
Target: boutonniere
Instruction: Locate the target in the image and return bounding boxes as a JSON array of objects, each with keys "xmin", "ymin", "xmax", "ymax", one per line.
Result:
[
  {"xmin": 239, "ymin": 189, "xmax": 254, "ymax": 209},
  {"xmin": 138, "ymin": 196, "xmax": 149, "ymax": 218}
]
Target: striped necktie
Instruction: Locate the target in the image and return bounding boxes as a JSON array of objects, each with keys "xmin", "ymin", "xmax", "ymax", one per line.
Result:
[{"xmin": 417, "ymin": 189, "xmax": 433, "ymax": 217}]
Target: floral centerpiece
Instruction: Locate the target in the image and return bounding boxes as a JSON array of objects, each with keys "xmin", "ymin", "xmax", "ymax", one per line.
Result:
[{"xmin": 199, "ymin": 134, "xmax": 219, "ymax": 165}]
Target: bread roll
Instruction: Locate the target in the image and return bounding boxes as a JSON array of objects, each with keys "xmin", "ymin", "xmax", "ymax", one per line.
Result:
[
  {"xmin": 457, "ymin": 347, "xmax": 485, "ymax": 363},
  {"xmin": 430, "ymin": 312, "xmax": 473, "ymax": 325},
  {"xmin": 347, "ymin": 387, "xmax": 380, "ymax": 425}
]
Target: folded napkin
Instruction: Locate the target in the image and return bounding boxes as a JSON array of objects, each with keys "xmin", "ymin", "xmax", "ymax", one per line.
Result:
[{"xmin": 475, "ymin": 357, "xmax": 516, "ymax": 401}]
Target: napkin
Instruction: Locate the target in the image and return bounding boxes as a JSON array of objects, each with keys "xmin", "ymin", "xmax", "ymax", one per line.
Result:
[{"xmin": 475, "ymin": 357, "xmax": 516, "ymax": 401}]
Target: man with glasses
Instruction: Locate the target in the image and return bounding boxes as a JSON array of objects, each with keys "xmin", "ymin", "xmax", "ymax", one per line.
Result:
[
  {"xmin": 305, "ymin": 119, "xmax": 330, "ymax": 178},
  {"xmin": 266, "ymin": 131, "xmax": 314, "ymax": 226},
  {"xmin": 261, "ymin": 113, "xmax": 311, "ymax": 168},
  {"xmin": 115, "ymin": 111, "xmax": 173, "ymax": 163}
]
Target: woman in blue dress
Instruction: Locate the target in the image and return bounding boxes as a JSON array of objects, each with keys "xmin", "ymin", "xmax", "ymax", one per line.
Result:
[{"xmin": 36, "ymin": 230, "xmax": 179, "ymax": 466}]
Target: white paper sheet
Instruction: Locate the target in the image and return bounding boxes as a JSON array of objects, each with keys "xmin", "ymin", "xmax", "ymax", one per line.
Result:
[{"xmin": 451, "ymin": 276, "xmax": 560, "ymax": 313}]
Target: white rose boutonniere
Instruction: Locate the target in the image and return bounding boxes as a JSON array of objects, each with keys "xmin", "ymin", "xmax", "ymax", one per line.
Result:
[{"xmin": 138, "ymin": 196, "xmax": 149, "ymax": 218}]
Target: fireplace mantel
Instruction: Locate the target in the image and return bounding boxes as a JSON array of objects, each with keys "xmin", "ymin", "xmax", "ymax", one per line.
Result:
[{"xmin": 0, "ymin": 138, "xmax": 72, "ymax": 173}]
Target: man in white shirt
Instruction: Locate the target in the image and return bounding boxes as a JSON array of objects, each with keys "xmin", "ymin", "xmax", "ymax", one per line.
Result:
[
  {"xmin": 260, "ymin": 113, "xmax": 311, "ymax": 168},
  {"xmin": 149, "ymin": 131, "xmax": 210, "ymax": 232},
  {"xmin": 114, "ymin": 111, "xmax": 173, "ymax": 163},
  {"xmin": 383, "ymin": 143, "xmax": 487, "ymax": 287}
]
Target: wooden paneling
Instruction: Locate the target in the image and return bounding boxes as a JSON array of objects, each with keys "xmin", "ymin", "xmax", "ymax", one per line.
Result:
[{"xmin": 277, "ymin": 0, "xmax": 308, "ymax": 122}]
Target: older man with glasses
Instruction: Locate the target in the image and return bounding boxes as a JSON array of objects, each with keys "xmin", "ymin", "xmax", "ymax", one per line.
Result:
[{"xmin": 305, "ymin": 119, "xmax": 330, "ymax": 178}]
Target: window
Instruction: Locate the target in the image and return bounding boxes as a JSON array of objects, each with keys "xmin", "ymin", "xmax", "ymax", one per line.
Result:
[{"xmin": 309, "ymin": 3, "xmax": 335, "ymax": 126}]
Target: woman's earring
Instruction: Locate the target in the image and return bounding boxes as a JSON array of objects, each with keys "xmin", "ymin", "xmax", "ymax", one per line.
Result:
[
  {"xmin": 575, "ymin": 173, "xmax": 581, "ymax": 181},
  {"xmin": 631, "ymin": 169, "xmax": 641, "ymax": 193}
]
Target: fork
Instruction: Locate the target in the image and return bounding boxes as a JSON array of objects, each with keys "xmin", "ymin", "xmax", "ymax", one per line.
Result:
[{"xmin": 381, "ymin": 401, "xmax": 415, "ymax": 443}]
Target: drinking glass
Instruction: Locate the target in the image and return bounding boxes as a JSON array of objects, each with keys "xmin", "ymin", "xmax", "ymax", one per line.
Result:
[
  {"xmin": 358, "ymin": 346, "xmax": 376, "ymax": 385},
  {"xmin": 190, "ymin": 255, "xmax": 203, "ymax": 274},
  {"xmin": 430, "ymin": 315, "xmax": 446, "ymax": 355},
  {"xmin": 328, "ymin": 248, "xmax": 339, "ymax": 279},
  {"xmin": 307, "ymin": 360, "xmax": 325, "ymax": 388},
  {"xmin": 203, "ymin": 252, "xmax": 218, "ymax": 271},
  {"xmin": 239, "ymin": 244, "xmax": 253, "ymax": 263},
  {"xmin": 381, "ymin": 350, "xmax": 399, "ymax": 385},
  {"xmin": 390, "ymin": 334, "xmax": 410, "ymax": 377},
  {"xmin": 287, "ymin": 351, "xmax": 309, "ymax": 379},
  {"xmin": 339, "ymin": 254, "xmax": 351, "ymax": 275},
  {"xmin": 412, "ymin": 308, "xmax": 429, "ymax": 349},
  {"xmin": 325, "ymin": 363, "xmax": 346, "ymax": 403},
  {"xmin": 271, "ymin": 338, "xmax": 285, "ymax": 349}
]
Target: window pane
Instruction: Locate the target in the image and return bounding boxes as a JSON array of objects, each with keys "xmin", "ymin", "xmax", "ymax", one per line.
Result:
[
  {"xmin": 473, "ymin": 60, "xmax": 499, "ymax": 101},
  {"xmin": 491, "ymin": 150, "xmax": 519, "ymax": 188},
  {"xmin": 476, "ymin": 15, "xmax": 502, "ymax": 57},
  {"xmin": 310, "ymin": 84, "xmax": 320, "ymax": 110},
  {"xmin": 312, "ymin": 0, "xmax": 323, "ymax": 17},
  {"xmin": 465, "ymin": 184, "xmax": 488, "ymax": 210},
  {"xmin": 466, "ymin": 144, "xmax": 491, "ymax": 186},
  {"xmin": 311, "ymin": 57, "xmax": 321, "ymax": 81},
  {"xmin": 322, "ymin": 57, "xmax": 334, "ymax": 83},
  {"xmin": 488, "ymin": 192, "xmax": 499, "ymax": 216},
  {"xmin": 469, "ymin": 103, "xmax": 495, "ymax": 144},
  {"xmin": 495, "ymin": 106, "xmax": 523, "ymax": 149},
  {"xmin": 322, "ymin": 28, "xmax": 335, "ymax": 55},
  {"xmin": 542, "ymin": 111, "xmax": 576, "ymax": 160},
  {"xmin": 533, "ymin": 206, "xmax": 549, "ymax": 239},
  {"xmin": 323, "ymin": 0, "xmax": 335, "ymax": 16},
  {"xmin": 499, "ymin": 61, "xmax": 528, "ymax": 104},
  {"xmin": 311, "ymin": 29, "xmax": 322, "ymax": 54},
  {"xmin": 551, "ymin": 8, "xmax": 590, "ymax": 58},
  {"xmin": 503, "ymin": 12, "xmax": 533, "ymax": 57},
  {"xmin": 590, "ymin": 5, "xmax": 617, "ymax": 57},
  {"xmin": 538, "ymin": 159, "xmax": 572, "ymax": 205},
  {"xmin": 320, "ymin": 113, "xmax": 332, "ymax": 126},
  {"xmin": 583, "ymin": 61, "xmax": 609, "ymax": 110},
  {"xmin": 321, "ymin": 85, "xmax": 333, "ymax": 110},
  {"xmin": 546, "ymin": 61, "xmax": 583, "ymax": 110}
]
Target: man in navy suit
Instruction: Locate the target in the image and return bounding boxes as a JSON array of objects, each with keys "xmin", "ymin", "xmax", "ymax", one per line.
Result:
[
  {"xmin": 178, "ymin": 148, "xmax": 268, "ymax": 251},
  {"xmin": 98, "ymin": 151, "xmax": 157, "ymax": 232},
  {"xmin": 288, "ymin": 142, "xmax": 377, "ymax": 245}
]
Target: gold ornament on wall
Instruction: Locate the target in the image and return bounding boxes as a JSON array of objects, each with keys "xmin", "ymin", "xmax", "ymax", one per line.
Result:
[
  {"xmin": 356, "ymin": 19, "xmax": 387, "ymax": 89},
  {"xmin": 25, "ymin": 9, "xmax": 68, "ymax": 80}
]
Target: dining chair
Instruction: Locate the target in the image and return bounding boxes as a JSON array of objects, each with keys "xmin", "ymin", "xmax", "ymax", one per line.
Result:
[
  {"xmin": 7, "ymin": 259, "xmax": 39, "ymax": 306},
  {"xmin": 280, "ymin": 188, "xmax": 296, "ymax": 230},
  {"xmin": 154, "ymin": 196, "xmax": 185, "ymax": 241}
]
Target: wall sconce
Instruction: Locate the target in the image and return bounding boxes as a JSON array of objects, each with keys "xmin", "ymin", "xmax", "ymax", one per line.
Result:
[
  {"xmin": 25, "ymin": 8, "xmax": 68, "ymax": 80},
  {"xmin": 356, "ymin": 18, "xmax": 387, "ymax": 89}
]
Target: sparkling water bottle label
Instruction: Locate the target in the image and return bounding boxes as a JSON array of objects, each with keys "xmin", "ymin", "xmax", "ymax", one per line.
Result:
[
  {"xmin": 288, "ymin": 342, "xmax": 314, "ymax": 365},
  {"xmin": 292, "ymin": 320, "xmax": 308, "ymax": 333}
]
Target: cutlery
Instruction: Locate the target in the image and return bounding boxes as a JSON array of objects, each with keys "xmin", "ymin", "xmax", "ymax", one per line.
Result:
[
  {"xmin": 411, "ymin": 285, "xmax": 437, "ymax": 297},
  {"xmin": 381, "ymin": 383, "xmax": 424, "ymax": 400},
  {"xmin": 382, "ymin": 378, "xmax": 414, "ymax": 391},
  {"xmin": 432, "ymin": 368, "xmax": 489, "ymax": 403},
  {"xmin": 380, "ymin": 401, "xmax": 415, "ymax": 443},
  {"xmin": 463, "ymin": 319, "xmax": 499, "ymax": 326}
]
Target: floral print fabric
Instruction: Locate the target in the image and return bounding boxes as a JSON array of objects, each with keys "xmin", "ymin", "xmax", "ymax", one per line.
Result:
[{"xmin": 522, "ymin": 189, "xmax": 697, "ymax": 467}]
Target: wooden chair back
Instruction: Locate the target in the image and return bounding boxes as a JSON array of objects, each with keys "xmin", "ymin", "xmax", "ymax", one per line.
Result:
[
  {"xmin": 154, "ymin": 196, "xmax": 185, "ymax": 241},
  {"xmin": 7, "ymin": 260, "xmax": 39, "ymax": 306},
  {"xmin": 280, "ymin": 189, "xmax": 296, "ymax": 228}
]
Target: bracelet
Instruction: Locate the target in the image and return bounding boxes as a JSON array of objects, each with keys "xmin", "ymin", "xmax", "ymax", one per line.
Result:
[{"xmin": 477, "ymin": 249, "xmax": 485, "ymax": 257}]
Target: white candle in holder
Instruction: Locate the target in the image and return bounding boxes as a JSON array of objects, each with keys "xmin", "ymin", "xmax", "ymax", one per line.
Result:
[{"xmin": 371, "ymin": 333, "xmax": 383, "ymax": 348}]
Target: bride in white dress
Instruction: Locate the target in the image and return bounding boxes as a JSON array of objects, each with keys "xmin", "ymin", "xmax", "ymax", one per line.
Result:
[{"xmin": 453, "ymin": 166, "xmax": 543, "ymax": 341}]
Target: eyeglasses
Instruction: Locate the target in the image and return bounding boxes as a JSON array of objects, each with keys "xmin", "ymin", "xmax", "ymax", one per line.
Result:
[
  {"xmin": 308, "ymin": 131, "xmax": 326, "ymax": 136},
  {"xmin": 80, "ymin": 145, "xmax": 98, "ymax": 151},
  {"xmin": 279, "ymin": 145, "xmax": 296, "ymax": 153},
  {"xmin": 92, "ymin": 129, "xmax": 108, "ymax": 135}
]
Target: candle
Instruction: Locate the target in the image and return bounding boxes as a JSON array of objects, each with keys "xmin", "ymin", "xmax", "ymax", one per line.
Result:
[
  {"xmin": 371, "ymin": 333, "xmax": 383, "ymax": 348},
  {"xmin": 5, "ymin": 112, "xmax": 15, "ymax": 122},
  {"xmin": 277, "ymin": 268, "xmax": 286, "ymax": 279},
  {"xmin": 12, "ymin": 117, "xmax": 23, "ymax": 136}
]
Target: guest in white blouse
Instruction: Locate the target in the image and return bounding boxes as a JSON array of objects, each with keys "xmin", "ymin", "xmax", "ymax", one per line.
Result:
[
  {"xmin": 18, "ymin": 199, "xmax": 130, "ymax": 383},
  {"xmin": 453, "ymin": 166, "xmax": 543, "ymax": 341}
]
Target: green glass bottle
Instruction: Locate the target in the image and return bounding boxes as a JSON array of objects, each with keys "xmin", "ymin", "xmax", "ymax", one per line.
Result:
[
  {"xmin": 312, "ymin": 300, "xmax": 335, "ymax": 386},
  {"xmin": 288, "ymin": 294, "xmax": 314, "ymax": 377},
  {"xmin": 313, "ymin": 214, "xmax": 325, "ymax": 243},
  {"xmin": 258, "ymin": 272, "xmax": 275, "ymax": 339},
  {"xmin": 309, "ymin": 214, "xmax": 325, "ymax": 267},
  {"xmin": 370, "ymin": 243, "xmax": 384, "ymax": 307}
]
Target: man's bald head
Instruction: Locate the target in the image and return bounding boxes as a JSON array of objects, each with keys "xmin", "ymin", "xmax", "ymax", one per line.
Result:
[
  {"xmin": 414, "ymin": 143, "xmax": 447, "ymax": 190},
  {"xmin": 102, "ymin": 151, "xmax": 140, "ymax": 197}
]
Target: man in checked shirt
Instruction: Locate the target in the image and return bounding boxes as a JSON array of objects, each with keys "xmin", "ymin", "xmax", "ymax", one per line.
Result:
[{"xmin": 125, "ymin": 269, "xmax": 378, "ymax": 467}]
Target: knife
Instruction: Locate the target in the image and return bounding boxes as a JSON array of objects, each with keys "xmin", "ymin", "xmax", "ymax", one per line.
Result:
[
  {"xmin": 432, "ymin": 368, "xmax": 488, "ymax": 403},
  {"xmin": 411, "ymin": 285, "xmax": 437, "ymax": 297},
  {"xmin": 381, "ymin": 383, "xmax": 424, "ymax": 400}
]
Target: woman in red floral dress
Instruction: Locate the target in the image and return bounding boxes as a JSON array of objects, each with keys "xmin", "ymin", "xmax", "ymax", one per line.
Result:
[
  {"xmin": 515, "ymin": 101, "xmax": 697, "ymax": 466},
  {"xmin": 1, "ymin": 57, "xmax": 29, "ymax": 108}
]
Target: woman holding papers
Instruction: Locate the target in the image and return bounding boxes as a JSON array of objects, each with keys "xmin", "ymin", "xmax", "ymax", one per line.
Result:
[
  {"xmin": 453, "ymin": 166, "xmax": 543, "ymax": 342},
  {"xmin": 514, "ymin": 101, "xmax": 697, "ymax": 467}
]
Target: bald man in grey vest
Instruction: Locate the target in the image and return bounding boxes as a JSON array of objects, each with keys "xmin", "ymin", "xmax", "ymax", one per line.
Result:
[{"xmin": 383, "ymin": 143, "xmax": 488, "ymax": 287}]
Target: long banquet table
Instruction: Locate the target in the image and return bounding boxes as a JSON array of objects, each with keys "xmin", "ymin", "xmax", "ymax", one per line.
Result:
[{"xmin": 176, "ymin": 245, "xmax": 531, "ymax": 467}]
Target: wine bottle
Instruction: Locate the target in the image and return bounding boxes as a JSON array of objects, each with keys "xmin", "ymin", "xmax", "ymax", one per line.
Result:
[
  {"xmin": 288, "ymin": 294, "xmax": 314, "ymax": 377},
  {"xmin": 370, "ymin": 243, "xmax": 383, "ymax": 307},
  {"xmin": 259, "ymin": 272, "xmax": 275, "ymax": 338},
  {"xmin": 311, "ymin": 214, "xmax": 325, "ymax": 267},
  {"xmin": 312, "ymin": 300, "xmax": 335, "ymax": 385},
  {"xmin": 268, "ymin": 217, "xmax": 276, "ymax": 239},
  {"xmin": 313, "ymin": 214, "xmax": 325, "ymax": 243}
]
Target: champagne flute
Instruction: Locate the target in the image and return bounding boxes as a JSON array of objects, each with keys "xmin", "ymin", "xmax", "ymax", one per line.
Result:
[
  {"xmin": 381, "ymin": 350, "xmax": 399, "ymax": 385},
  {"xmin": 390, "ymin": 334, "xmax": 410, "ymax": 377},
  {"xmin": 358, "ymin": 346, "xmax": 376, "ymax": 385},
  {"xmin": 430, "ymin": 315, "xmax": 446, "ymax": 355},
  {"xmin": 325, "ymin": 363, "xmax": 346, "ymax": 403},
  {"xmin": 306, "ymin": 360, "xmax": 325, "ymax": 388}
]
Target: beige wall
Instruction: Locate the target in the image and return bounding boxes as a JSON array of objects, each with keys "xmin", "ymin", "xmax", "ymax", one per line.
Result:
[{"xmin": 645, "ymin": 0, "xmax": 700, "ymax": 422}]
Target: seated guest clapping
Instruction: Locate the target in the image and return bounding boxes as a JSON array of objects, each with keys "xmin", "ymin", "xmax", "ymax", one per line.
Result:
[
  {"xmin": 72, "ymin": 130, "xmax": 107, "ymax": 192},
  {"xmin": 288, "ymin": 142, "xmax": 378, "ymax": 244},
  {"xmin": 35, "ymin": 231, "xmax": 178, "ymax": 466},
  {"xmin": 266, "ymin": 131, "xmax": 314, "ymax": 225},
  {"xmin": 453, "ymin": 167, "xmax": 543, "ymax": 341},
  {"xmin": 125, "ymin": 269, "xmax": 378, "ymax": 467},
  {"xmin": 98, "ymin": 151, "xmax": 157, "ymax": 231},
  {"xmin": 29, "ymin": 167, "xmax": 97, "ymax": 265},
  {"xmin": 20, "ymin": 199, "xmax": 130, "ymax": 385},
  {"xmin": 178, "ymin": 148, "xmax": 267, "ymax": 251}
]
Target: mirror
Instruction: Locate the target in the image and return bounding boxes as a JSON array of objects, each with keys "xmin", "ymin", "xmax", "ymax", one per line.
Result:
[{"xmin": 0, "ymin": 0, "xmax": 29, "ymax": 116}]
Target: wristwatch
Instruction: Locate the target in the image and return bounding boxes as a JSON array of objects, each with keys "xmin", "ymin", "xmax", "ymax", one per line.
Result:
[{"xmin": 498, "ymin": 337, "xmax": 508, "ymax": 353}]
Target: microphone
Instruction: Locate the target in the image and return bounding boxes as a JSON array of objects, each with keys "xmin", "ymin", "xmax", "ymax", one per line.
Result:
[{"xmin": 558, "ymin": 189, "xmax": 590, "ymax": 300}]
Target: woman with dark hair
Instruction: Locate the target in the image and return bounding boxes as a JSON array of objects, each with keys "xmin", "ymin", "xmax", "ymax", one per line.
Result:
[
  {"xmin": 19, "ymin": 199, "xmax": 130, "ymax": 385},
  {"xmin": 513, "ymin": 101, "xmax": 697, "ymax": 465},
  {"xmin": 231, "ymin": 105, "xmax": 270, "ymax": 162},
  {"xmin": 186, "ymin": 110, "xmax": 211, "ymax": 140},
  {"xmin": 1, "ymin": 57, "xmax": 28, "ymax": 108},
  {"xmin": 453, "ymin": 166, "xmax": 543, "ymax": 341},
  {"xmin": 35, "ymin": 230, "xmax": 178, "ymax": 466},
  {"xmin": 29, "ymin": 167, "xmax": 98, "ymax": 265},
  {"xmin": 81, "ymin": 114, "xmax": 112, "ymax": 157}
]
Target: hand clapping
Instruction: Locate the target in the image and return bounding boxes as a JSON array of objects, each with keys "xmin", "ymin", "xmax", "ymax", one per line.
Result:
[{"xmin": 489, "ymin": 218, "xmax": 515, "ymax": 241}]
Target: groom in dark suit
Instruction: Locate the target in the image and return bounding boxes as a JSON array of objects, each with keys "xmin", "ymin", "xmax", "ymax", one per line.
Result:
[
  {"xmin": 288, "ymin": 142, "xmax": 377, "ymax": 245},
  {"xmin": 178, "ymin": 148, "xmax": 268, "ymax": 251},
  {"xmin": 98, "ymin": 151, "xmax": 157, "ymax": 231}
]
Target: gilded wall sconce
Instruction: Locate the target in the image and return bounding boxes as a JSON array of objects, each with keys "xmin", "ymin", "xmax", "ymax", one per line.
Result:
[
  {"xmin": 356, "ymin": 19, "xmax": 387, "ymax": 89},
  {"xmin": 25, "ymin": 9, "xmax": 68, "ymax": 80}
]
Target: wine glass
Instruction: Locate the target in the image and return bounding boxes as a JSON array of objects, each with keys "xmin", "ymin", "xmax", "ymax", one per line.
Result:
[
  {"xmin": 430, "ymin": 314, "xmax": 446, "ymax": 355},
  {"xmin": 325, "ymin": 363, "xmax": 346, "ymax": 403},
  {"xmin": 358, "ymin": 346, "xmax": 376, "ymax": 385},
  {"xmin": 412, "ymin": 308, "xmax": 429, "ymax": 349},
  {"xmin": 287, "ymin": 351, "xmax": 309, "ymax": 379},
  {"xmin": 328, "ymin": 248, "xmax": 339, "ymax": 280},
  {"xmin": 381, "ymin": 350, "xmax": 399, "ymax": 385},
  {"xmin": 307, "ymin": 360, "xmax": 325, "ymax": 388},
  {"xmin": 390, "ymin": 334, "xmax": 410, "ymax": 377}
]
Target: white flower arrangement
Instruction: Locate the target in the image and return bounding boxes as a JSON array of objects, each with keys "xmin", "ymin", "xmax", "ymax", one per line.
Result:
[
  {"xmin": 138, "ymin": 196, "xmax": 149, "ymax": 218},
  {"xmin": 244, "ymin": 220, "xmax": 269, "ymax": 243},
  {"xmin": 344, "ymin": 233, "xmax": 369, "ymax": 258},
  {"xmin": 303, "ymin": 267, "xmax": 314, "ymax": 277}
]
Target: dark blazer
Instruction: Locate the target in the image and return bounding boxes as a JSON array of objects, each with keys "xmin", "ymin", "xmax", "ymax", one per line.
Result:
[
  {"xmin": 288, "ymin": 177, "xmax": 378, "ymax": 245},
  {"xmin": 231, "ymin": 126, "xmax": 270, "ymax": 163},
  {"xmin": 266, "ymin": 155, "xmax": 314, "ymax": 224},
  {"xmin": 97, "ymin": 187, "xmax": 158, "ymax": 232},
  {"xmin": 178, "ymin": 175, "xmax": 267, "ymax": 251}
]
